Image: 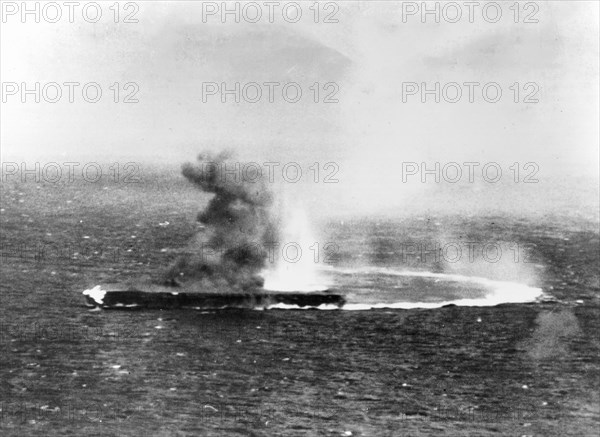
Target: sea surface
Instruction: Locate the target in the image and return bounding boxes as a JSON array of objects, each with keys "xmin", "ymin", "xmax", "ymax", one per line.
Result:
[{"xmin": 1, "ymin": 167, "xmax": 599, "ymax": 436}]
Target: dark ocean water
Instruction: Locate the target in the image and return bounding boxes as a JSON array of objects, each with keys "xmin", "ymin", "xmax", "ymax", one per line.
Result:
[{"xmin": 1, "ymin": 170, "xmax": 599, "ymax": 436}]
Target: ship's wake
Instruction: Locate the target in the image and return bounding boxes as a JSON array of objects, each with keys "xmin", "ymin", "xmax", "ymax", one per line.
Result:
[{"xmin": 295, "ymin": 266, "xmax": 550, "ymax": 311}]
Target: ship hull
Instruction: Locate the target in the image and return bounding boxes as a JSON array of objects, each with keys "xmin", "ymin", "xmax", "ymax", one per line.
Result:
[{"xmin": 83, "ymin": 285, "xmax": 345, "ymax": 310}]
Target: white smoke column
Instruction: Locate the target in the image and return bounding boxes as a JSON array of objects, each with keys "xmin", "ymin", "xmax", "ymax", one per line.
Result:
[{"xmin": 262, "ymin": 201, "xmax": 329, "ymax": 292}]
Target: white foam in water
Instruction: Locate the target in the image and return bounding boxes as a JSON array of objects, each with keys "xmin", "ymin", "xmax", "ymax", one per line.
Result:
[
  {"xmin": 82, "ymin": 285, "xmax": 106, "ymax": 305},
  {"xmin": 330, "ymin": 267, "xmax": 546, "ymax": 311}
]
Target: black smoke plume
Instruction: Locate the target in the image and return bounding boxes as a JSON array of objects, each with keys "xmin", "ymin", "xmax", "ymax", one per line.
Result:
[{"xmin": 163, "ymin": 152, "xmax": 279, "ymax": 292}]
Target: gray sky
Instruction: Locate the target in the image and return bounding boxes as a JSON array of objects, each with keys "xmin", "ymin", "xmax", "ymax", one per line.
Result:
[{"xmin": 1, "ymin": 1, "xmax": 598, "ymax": 216}]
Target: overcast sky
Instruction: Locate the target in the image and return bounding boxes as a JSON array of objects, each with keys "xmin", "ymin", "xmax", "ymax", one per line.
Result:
[{"xmin": 1, "ymin": 1, "xmax": 598, "ymax": 216}]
